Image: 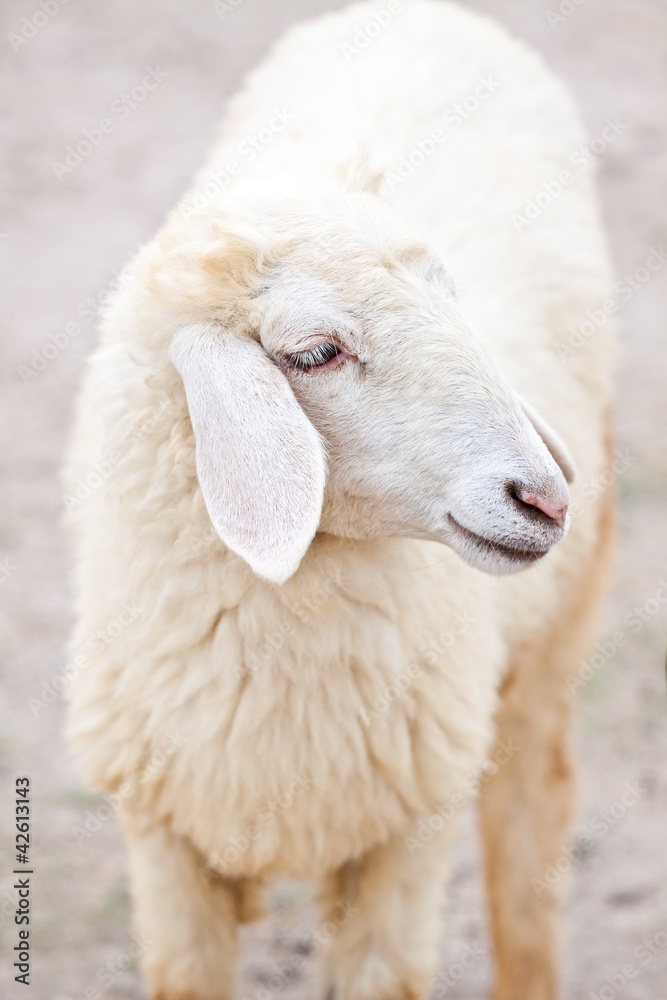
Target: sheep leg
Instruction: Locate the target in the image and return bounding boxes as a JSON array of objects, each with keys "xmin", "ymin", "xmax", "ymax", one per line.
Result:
[
  {"xmin": 318, "ymin": 823, "xmax": 454, "ymax": 1000},
  {"xmin": 479, "ymin": 491, "xmax": 615, "ymax": 1000},
  {"xmin": 479, "ymin": 648, "xmax": 575, "ymax": 1000},
  {"xmin": 120, "ymin": 817, "xmax": 261, "ymax": 1000}
]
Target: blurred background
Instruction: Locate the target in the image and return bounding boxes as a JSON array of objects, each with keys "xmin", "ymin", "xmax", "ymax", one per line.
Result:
[{"xmin": 0, "ymin": 1, "xmax": 665, "ymax": 997}]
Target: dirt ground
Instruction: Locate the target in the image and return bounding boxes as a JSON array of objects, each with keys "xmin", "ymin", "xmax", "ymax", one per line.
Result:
[{"xmin": 0, "ymin": 1, "xmax": 665, "ymax": 998}]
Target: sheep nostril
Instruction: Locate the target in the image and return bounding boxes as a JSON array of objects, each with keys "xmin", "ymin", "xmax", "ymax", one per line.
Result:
[{"xmin": 506, "ymin": 481, "xmax": 568, "ymax": 527}]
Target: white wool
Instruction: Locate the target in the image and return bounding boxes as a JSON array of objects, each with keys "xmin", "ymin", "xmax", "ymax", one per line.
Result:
[{"xmin": 65, "ymin": 3, "xmax": 615, "ymax": 997}]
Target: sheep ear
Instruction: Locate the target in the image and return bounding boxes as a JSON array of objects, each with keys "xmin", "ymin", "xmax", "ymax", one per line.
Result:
[
  {"xmin": 171, "ymin": 322, "xmax": 326, "ymax": 584},
  {"xmin": 516, "ymin": 393, "xmax": 576, "ymax": 484}
]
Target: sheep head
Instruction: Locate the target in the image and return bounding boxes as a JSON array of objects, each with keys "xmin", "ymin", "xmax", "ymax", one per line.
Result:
[{"xmin": 162, "ymin": 189, "xmax": 573, "ymax": 584}]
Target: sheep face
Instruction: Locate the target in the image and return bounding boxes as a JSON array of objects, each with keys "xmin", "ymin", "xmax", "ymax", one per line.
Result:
[{"xmin": 170, "ymin": 195, "xmax": 573, "ymax": 584}]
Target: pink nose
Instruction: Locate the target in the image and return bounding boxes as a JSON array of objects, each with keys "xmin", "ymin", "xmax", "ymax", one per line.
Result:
[{"xmin": 516, "ymin": 487, "xmax": 568, "ymax": 527}]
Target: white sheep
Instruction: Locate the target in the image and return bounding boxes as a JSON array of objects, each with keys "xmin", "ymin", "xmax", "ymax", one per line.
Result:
[{"xmin": 65, "ymin": 2, "xmax": 615, "ymax": 998}]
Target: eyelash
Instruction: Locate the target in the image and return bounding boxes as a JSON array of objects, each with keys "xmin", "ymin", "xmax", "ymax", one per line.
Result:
[{"xmin": 286, "ymin": 342, "xmax": 343, "ymax": 371}]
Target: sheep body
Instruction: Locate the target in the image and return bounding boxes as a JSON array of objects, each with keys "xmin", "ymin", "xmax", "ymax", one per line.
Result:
[{"xmin": 66, "ymin": 2, "xmax": 614, "ymax": 996}]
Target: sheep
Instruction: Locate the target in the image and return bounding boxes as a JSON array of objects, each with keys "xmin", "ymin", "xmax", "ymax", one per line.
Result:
[{"xmin": 65, "ymin": 2, "xmax": 616, "ymax": 999}]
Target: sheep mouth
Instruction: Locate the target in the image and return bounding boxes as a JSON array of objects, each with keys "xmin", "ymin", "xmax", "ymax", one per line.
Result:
[{"xmin": 446, "ymin": 514, "xmax": 551, "ymax": 565}]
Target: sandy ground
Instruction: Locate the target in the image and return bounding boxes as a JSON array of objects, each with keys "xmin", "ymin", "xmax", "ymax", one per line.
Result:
[{"xmin": 0, "ymin": 1, "xmax": 666, "ymax": 998}]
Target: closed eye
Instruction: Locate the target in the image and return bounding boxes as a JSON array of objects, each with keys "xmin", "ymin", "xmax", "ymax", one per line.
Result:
[{"xmin": 285, "ymin": 341, "xmax": 345, "ymax": 371}]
